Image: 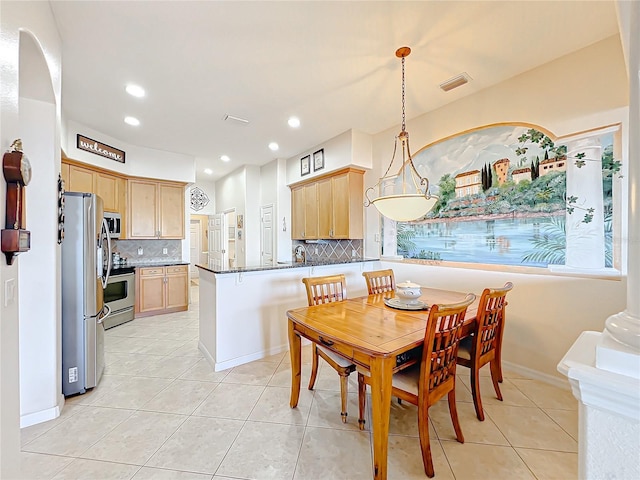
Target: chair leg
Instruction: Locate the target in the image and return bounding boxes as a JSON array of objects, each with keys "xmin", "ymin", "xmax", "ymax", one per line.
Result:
[
  {"xmin": 357, "ymin": 373, "xmax": 366, "ymax": 430},
  {"xmin": 339, "ymin": 371, "xmax": 349, "ymax": 423},
  {"xmin": 470, "ymin": 365, "xmax": 485, "ymax": 421},
  {"xmin": 448, "ymin": 389, "xmax": 464, "ymax": 443},
  {"xmin": 417, "ymin": 403, "xmax": 435, "ymax": 478},
  {"xmin": 308, "ymin": 344, "xmax": 319, "ymax": 390},
  {"xmin": 489, "ymin": 359, "xmax": 503, "ymax": 401}
]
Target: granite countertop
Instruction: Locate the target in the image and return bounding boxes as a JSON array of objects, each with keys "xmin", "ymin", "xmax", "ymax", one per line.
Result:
[{"xmin": 196, "ymin": 257, "xmax": 380, "ymax": 274}]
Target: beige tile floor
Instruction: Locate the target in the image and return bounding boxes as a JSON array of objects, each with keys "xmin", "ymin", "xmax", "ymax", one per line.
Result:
[{"xmin": 20, "ymin": 285, "xmax": 579, "ymax": 480}]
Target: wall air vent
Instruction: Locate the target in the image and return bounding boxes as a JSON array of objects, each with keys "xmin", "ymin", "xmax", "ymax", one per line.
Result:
[
  {"xmin": 439, "ymin": 72, "xmax": 472, "ymax": 92},
  {"xmin": 222, "ymin": 114, "xmax": 250, "ymax": 125}
]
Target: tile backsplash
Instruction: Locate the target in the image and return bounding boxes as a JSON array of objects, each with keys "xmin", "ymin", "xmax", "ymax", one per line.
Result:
[
  {"xmin": 113, "ymin": 239, "xmax": 182, "ymax": 265},
  {"xmin": 292, "ymin": 239, "xmax": 362, "ymax": 262}
]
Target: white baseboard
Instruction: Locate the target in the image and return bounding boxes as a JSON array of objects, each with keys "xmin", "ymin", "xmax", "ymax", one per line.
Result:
[
  {"xmin": 199, "ymin": 339, "xmax": 313, "ymax": 372},
  {"xmin": 503, "ymin": 360, "xmax": 571, "ymax": 390},
  {"xmin": 20, "ymin": 394, "xmax": 64, "ymax": 428}
]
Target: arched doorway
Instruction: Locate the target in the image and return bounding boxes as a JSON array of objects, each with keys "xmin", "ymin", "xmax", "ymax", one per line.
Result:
[{"xmin": 17, "ymin": 30, "xmax": 62, "ymax": 428}]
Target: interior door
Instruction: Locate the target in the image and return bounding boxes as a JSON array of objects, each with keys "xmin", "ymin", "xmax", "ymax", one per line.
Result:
[
  {"xmin": 261, "ymin": 204, "xmax": 274, "ymax": 266},
  {"xmin": 189, "ymin": 220, "xmax": 201, "ymax": 278},
  {"xmin": 208, "ymin": 213, "xmax": 226, "ymax": 270}
]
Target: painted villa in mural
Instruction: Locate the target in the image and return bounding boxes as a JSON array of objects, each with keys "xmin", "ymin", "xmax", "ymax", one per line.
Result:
[{"xmin": 390, "ymin": 124, "xmax": 619, "ymax": 269}]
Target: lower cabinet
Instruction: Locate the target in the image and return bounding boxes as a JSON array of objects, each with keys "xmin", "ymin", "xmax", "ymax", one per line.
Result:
[{"xmin": 135, "ymin": 265, "xmax": 189, "ymax": 317}]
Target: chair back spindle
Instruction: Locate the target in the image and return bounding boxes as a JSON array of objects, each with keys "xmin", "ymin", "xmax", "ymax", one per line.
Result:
[
  {"xmin": 362, "ymin": 269, "xmax": 396, "ymax": 295},
  {"xmin": 302, "ymin": 274, "xmax": 347, "ymax": 306},
  {"xmin": 422, "ymin": 294, "xmax": 476, "ymax": 392}
]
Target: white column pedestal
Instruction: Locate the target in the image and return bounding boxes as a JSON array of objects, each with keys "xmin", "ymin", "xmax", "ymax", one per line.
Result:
[{"xmin": 558, "ymin": 331, "xmax": 640, "ymax": 480}]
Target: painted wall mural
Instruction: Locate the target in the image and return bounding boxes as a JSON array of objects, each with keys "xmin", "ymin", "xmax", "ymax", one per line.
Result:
[{"xmin": 394, "ymin": 123, "xmax": 619, "ymax": 268}]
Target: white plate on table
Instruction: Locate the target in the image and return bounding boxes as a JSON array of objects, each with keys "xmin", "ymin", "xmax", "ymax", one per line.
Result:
[{"xmin": 383, "ymin": 297, "xmax": 429, "ymax": 311}]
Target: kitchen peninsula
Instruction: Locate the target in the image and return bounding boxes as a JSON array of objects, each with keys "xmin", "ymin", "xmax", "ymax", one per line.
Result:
[{"xmin": 196, "ymin": 258, "xmax": 379, "ymax": 371}]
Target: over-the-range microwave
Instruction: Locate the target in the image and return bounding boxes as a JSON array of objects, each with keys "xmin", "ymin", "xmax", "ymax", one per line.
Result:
[{"xmin": 104, "ymin": 212, "xmax": 122, "ymax": 239}]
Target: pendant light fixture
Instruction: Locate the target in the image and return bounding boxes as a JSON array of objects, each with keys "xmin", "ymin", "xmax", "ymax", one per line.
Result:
[{"xmin": 365, "ymin": 46, "xmax": 438, "ymax": 222}]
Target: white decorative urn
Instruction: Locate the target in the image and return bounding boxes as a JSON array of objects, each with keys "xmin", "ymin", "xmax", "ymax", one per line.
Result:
[{"xmin": 395, "ymin": 280, "xmax": 422, "ymax": 304}]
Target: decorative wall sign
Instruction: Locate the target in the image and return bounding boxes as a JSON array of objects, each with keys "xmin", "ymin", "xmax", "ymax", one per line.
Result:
[
  {"xmin": 313, "ymin": 149, "xmax": 325, "ymax": 171},
  {"xmin": 300, "ymin": 155, "xmax": 311, "ymax": 176},
  {"xmin": 77, "ymin": 134, "xmax": 125, "ymax": 163},
  {"xmin": 189, "ymin": 186, "xmax": 210, "ymax": 211}
]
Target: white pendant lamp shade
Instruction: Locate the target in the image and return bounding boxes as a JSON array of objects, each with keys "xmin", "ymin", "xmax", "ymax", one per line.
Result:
[{"xmin": 370, "ymin": 194, "xmax": 438, "ymax": 222}]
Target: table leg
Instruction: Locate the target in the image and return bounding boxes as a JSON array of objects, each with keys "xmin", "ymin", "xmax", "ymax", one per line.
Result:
[
  {"xmin": 288, "ymin": 320, "xmax": 301, "ymax": 408},
  {"xmin": 369, "ymin": 356, "xmax": 393, "ymax": 480}
]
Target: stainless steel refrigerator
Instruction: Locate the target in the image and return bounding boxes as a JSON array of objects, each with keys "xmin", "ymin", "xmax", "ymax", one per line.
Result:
[{"xmin": 62, "ymin": 192, "xmax": 112, "ymax": 396}]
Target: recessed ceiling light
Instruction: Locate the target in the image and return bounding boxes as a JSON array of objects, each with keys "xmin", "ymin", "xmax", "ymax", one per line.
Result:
[
  {"xmin": 288, "ymin": 116, "xmax": 300, "ymax": 128},
  {"xmin": 124, "ymin": 116, "xmax": 140, "ymax": 126},
  {"xmin": 204, "ymin": 168, "xmax": 213, "ymax": 175},
  {"xmin": 220, "ymin": 155, "xmax": 230, "ymax": 162},
  {"xmin": 125, "ymin": 84, "xmax": 145, "ymax": 98},
  {"xmin": 269, "ymin": 142, "xmax": 279, "ymax": 151}
]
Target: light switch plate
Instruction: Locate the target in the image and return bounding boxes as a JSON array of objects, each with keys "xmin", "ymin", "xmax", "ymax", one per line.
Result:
[{"xmin": 4, "ymin": 279, "xmax": 16, "ymax": 307}]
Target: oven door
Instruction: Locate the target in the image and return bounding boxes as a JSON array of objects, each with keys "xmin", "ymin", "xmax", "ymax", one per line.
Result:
[{"xmin": 104, "ymin": 272, "xmax": 134, "ymax": 313}]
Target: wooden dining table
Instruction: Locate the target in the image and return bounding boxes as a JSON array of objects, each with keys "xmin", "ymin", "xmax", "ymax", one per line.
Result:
[{"xmin": 287, "ymin": 287, "xmax": 479, "ymax": 480}]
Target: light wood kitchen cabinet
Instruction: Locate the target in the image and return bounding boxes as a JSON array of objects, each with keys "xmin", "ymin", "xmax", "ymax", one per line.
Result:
[
  {"xmin": 135, "ymin": 265, "xmax": 188, "ymax": 317},
  {"xmin": 128, "ymin": 179, "xmax": 185, "ymax": 239},
  {"xmin": 290, "ymin": 167, "xmax": 364, "ymax": 240},
  {"xmin": 291, "ymin": 183, "xmax": 320, "ymax": 240},
  {"xmin": 291, "ymin": 186, "xmax": 305, "ymax": 240},
  {"xmin": 62, "ymin": 158, "xmax": 128, "ymax": 237},
  {"xmin": 330, "ymin": 170, "xmax": 364, "ymax": 239}
]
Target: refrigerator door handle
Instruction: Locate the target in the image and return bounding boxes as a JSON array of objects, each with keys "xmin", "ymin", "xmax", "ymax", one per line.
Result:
[
  {"xmin": 97, "ymin": 304, "xmax": 111, "ymax": 324},
  {"xmin": 101, "ymin": 218, "xmax": 113, "ymax": 289}
]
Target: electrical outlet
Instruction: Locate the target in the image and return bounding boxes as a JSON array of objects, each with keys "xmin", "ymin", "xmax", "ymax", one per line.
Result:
[
  {"xmin": 351, "ymin": 249, "xmax": 357, "ymax": 257},
  {"xmin": 162, "ymin": 247, "xmax": 168, "ymax": 255},
  {"xmin": 68, "ymin": 367, "xmax": 78, "ymax": 383},
  {"xmin": 137, "ymin": 247, "xmax": 143, "ymax": 255},
  {"xmin": 314, "ymin": 247, "xmax": 318, "ymax": 255}
]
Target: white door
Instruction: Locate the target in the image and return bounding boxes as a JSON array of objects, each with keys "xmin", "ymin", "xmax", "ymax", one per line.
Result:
[
  {"xmin": 189, "ymin": 220, "xmax": 201, "ymax": 278},
  {"xmin": 261, "ymin": 204, "xmax": 275, "ymax": 266},
  {"xmin": 209, "ymin": 213, "xmax": 226, "ymax": 270}
]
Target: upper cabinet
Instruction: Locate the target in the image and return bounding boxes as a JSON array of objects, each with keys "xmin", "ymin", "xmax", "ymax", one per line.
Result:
[
  {"xmin": 128, "ymin": 179, "xmax": 185, "ymax": 239},
  {"xmin": 62, "ymin": 158, "xmax": 128, "ymax": 237},
  {"xmin": 290, "ymin": 167, "xmax": 364, "ymax": 240}
]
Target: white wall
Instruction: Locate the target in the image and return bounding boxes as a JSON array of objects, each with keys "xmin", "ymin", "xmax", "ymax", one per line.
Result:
[
  {"xmin": 285, "ymin": 129, "xmax": 372, "ymax": 185},
  {"xmin": 215, "ymin": 167, "xmax": 247, "ymax": 266},
  {"xmin": 366, "ymin": 36, "xmax": 630, "ymax": 379},
  {"xmin": 65, "ymin": 120, "xmax": 196, "ymax": 183},
  {"xmin": 0, "ymin": 2, "xmax": 62, "ymax": 476},
  {"xmin": 244, "ymin": 166, "xmax": 261, "ymax": 266},
  {"xmin": 19, "ymin": 98, "xmax": 62, "ymax": 427},
  {"xmin": 276, "ymin": 158, "xmax": 291, "ymax": 262}
]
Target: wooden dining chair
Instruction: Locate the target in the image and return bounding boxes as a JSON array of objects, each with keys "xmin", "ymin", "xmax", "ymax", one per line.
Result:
[
  {"xmin": 357, "ymin": 293, "xmax": 476, "ymax": 478},
  {"xmin": 302, "ymin": 274, "xmax": 356, "ymax": 423},
  {"xmin": 362, "ymin": 269, "xmax": 396, "ymax": 294},
  {"xmin": 456, "ymin": 282, "xmax": 513, "ymax": 421}
]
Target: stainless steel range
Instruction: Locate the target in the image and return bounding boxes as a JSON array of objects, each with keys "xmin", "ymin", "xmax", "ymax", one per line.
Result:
[{"xmin": 103, "ymin": 268, "xmax": 135, "ymax": 329}]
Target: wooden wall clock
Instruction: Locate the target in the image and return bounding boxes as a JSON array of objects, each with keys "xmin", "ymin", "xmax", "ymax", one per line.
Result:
[{"xmin": 2, "ymin": 139, "xmax": 31, "ymax": 265}]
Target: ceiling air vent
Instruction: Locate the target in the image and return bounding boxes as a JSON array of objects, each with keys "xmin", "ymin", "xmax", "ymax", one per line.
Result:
[
  {"xmin": 222, "ymin": 114, "xmax": 249, "ymax": 125},
  {"xmin": 439, "ymin": 72, "xmax": 472, "ymax": 92}
]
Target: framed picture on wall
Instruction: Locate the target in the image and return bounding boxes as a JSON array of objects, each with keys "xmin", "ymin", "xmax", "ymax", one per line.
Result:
[
  {"xmin": 313, "ymin": 149, "xmax": 324, "ymax": 171},
  {"xmin": 301, "ymin": 155, "xmax": 311, "ymax": 176}
]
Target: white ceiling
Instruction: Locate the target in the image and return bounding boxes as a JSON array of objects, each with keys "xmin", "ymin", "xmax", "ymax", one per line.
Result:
[{"xmin": 49, "ymin": 1, "xmax": 620, "ymax": 182}]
